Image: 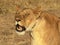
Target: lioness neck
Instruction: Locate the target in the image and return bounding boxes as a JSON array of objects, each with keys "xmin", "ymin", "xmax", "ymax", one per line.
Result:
[{"xmin": 31, "ymin": 18, "xmax": 60, "ymax": 45}]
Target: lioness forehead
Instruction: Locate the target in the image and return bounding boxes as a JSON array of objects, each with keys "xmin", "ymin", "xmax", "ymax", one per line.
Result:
[
  {"xmin": 15, "ymin": 9, "xmax": 32, "ymax": 19},
  {"xmin": 15, "ymin": 9, "xmax": 38, "ymax": 21}
]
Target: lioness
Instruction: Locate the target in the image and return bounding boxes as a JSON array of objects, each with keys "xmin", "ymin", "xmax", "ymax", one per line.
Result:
[{"xmin": 15, "ymin": 8, "xmax": 60, "ymax": 45}]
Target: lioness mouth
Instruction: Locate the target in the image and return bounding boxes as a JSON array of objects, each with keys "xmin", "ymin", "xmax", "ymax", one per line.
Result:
[{"xmin": 16, "ymin": 24, "xmax": 26, "ymax": 32}]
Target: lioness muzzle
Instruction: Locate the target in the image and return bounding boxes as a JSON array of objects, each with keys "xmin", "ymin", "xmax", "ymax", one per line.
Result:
[{"xmin": 15, "ymin": 17, "xmax": 26, "ymax": 32}]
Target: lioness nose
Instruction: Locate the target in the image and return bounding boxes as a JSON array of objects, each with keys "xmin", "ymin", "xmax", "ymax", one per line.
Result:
[{"xmin": 15, "ymin": 18, "xmax": 21, "ymax": 22}]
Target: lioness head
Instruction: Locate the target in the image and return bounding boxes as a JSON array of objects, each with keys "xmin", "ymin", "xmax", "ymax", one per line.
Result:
[
  {"xmin": 15, "ymin": 8, "xmax": 60, "ymax": 36},
  {"xmin": 15, "ymin": 8, "xmax": 35, "ymax": 35},
  {"xmin": 15, "ymin": 8, "xmax": 42, "ymax": 35}
]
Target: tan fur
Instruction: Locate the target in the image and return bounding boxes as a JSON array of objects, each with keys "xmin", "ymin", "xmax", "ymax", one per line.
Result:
[{"xmin": 15, "ymin": 8, "xmax": 60, "ymax": 45}]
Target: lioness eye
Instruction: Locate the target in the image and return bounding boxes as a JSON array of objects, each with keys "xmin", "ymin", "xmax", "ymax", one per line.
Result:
[{"xmin": 25, "ymin": 13, "xmax": 30, "ymax": 16}]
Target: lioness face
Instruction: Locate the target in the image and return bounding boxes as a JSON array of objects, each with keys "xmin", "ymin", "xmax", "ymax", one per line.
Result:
[{"xmin": 15, "ymin": 9, "xmax": 38, "ymax": 35}]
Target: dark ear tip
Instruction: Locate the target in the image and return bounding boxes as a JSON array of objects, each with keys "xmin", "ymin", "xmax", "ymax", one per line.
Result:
[
  {"xmin": 58, "ymin": 17, "xmax": 60, "ymax": 22},
  {"xmin": 58, "ymin": 17, "xmax": 60, "ymax": 20},
  {"xmin": 59, "ymin": 17, "xmax": 60, "ymax": 19}
]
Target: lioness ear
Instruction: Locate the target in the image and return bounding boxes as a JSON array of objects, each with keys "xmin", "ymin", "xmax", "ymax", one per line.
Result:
[{"xmin": 59, "ymin": 17, "xmax": 60, "ymax": 19}]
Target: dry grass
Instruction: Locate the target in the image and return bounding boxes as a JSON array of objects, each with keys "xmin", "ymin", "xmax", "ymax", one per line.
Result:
[{"xmin": 0, "ymin": 0, "xmax": 60, "ymax": 45}]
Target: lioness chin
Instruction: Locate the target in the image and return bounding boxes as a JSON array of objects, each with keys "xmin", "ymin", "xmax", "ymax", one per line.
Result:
[{"xmin": 15, "ymin": 8, "xmax": 60, "ymax": 45}]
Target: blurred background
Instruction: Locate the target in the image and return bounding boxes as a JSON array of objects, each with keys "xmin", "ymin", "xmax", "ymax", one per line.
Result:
[{"xmin": 0, "ymin": 0, "xmax": 60, "ymax": 45}]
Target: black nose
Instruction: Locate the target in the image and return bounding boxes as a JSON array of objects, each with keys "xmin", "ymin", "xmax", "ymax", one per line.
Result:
[
  {"xmin": 16, "ymin": 19, "xmax": 21, "ymax": 22},
  {"xmin": 15, "ymin": 18, "xmax": 21, "ymax": 22},
  {"xmin": 16, "ymin": 24, "xmax": 26, "ymax": 32}
]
